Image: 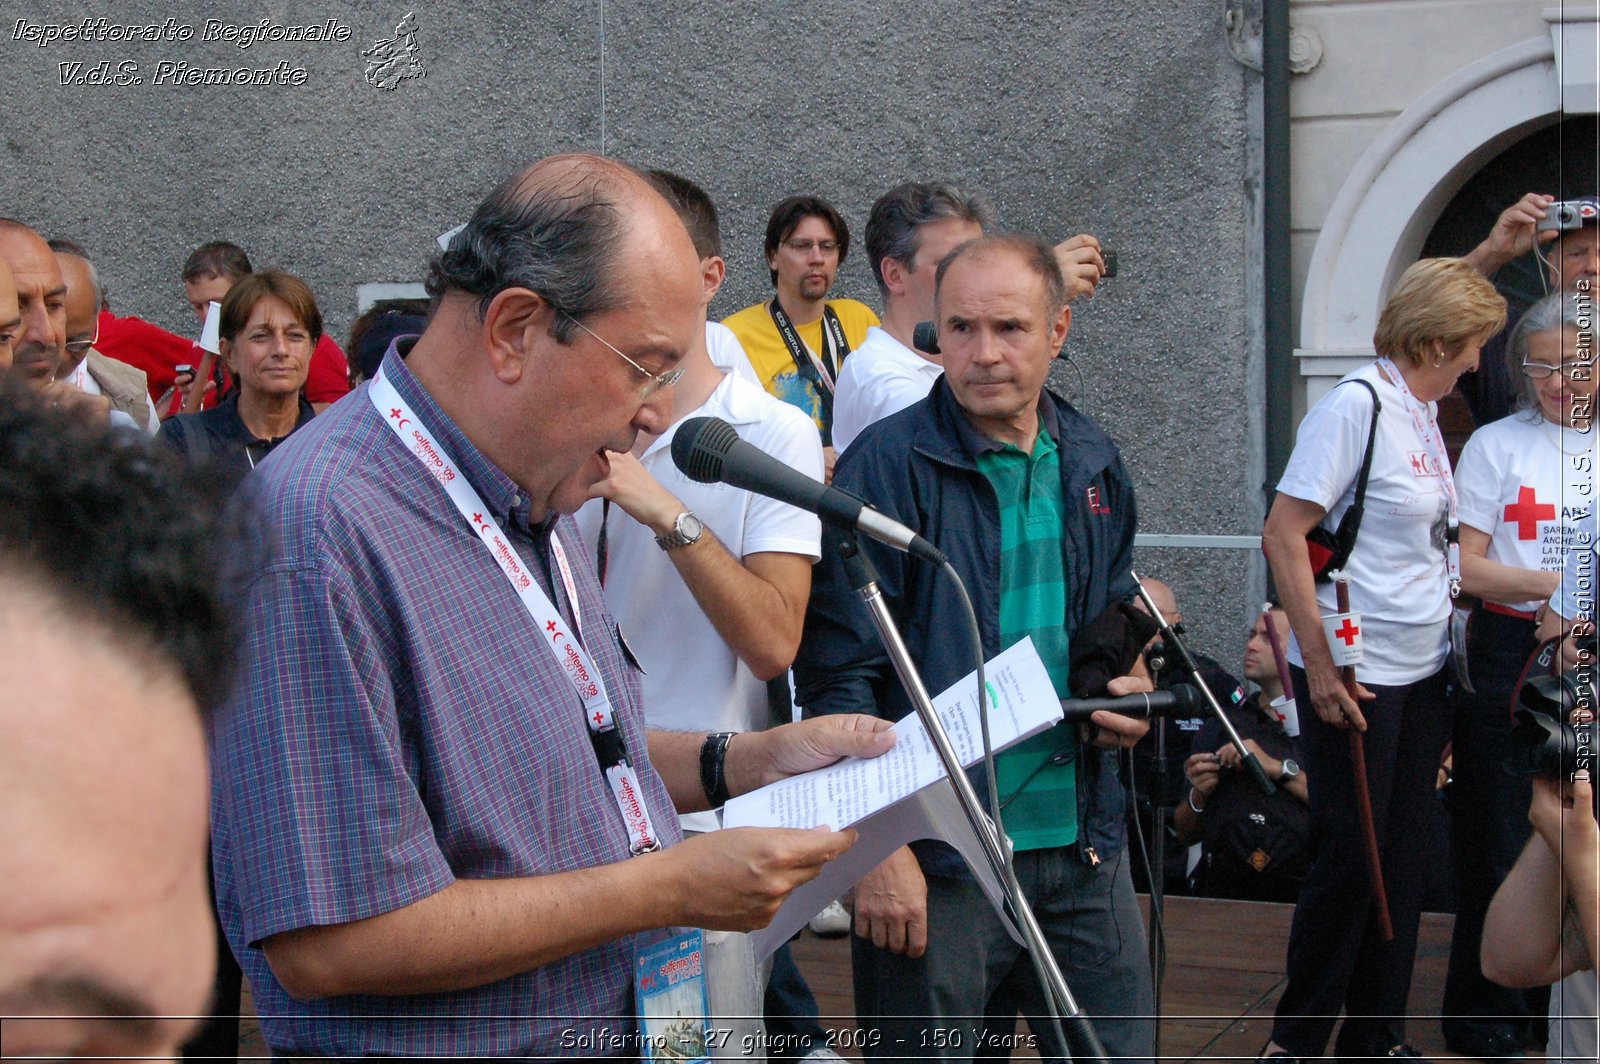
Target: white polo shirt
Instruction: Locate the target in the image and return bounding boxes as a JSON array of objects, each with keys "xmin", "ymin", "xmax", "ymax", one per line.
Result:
[
  {"xmin": 832, "ymin": 325, "xmax": 943, "ymax": 452},
  {"xmin": 705, "ymin": 321, "xmax": 761, "ymax": 389},
  {"xmin": 574, "ymin": 373, "xmax": 823, "ymax": 832}
]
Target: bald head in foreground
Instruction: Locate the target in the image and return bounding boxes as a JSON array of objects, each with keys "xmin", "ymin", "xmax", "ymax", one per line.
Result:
[
  {"xmin": 209, "ymin": 154, "xmax": 893, "ymax": 1058},
  {"xmin": 0, "ymin": 257, "xmax": 18, "ymax": 371},
  {"xmin": 0, "ymin": 391, "xmax": 235, "ymax": 1060},
  {"xmin": 0, "ymin": 220, "xmax": 110, "ymax": 422}
]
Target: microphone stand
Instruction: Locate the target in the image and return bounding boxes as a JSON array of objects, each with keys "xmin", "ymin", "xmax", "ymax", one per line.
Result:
[
  {"xmin": 1132, "ymin": 573, "xmax": 1276, "ymax": 799},
  {"xmin": 836, "ymin": 534, "xmax": 1108, "ymax": 1064},
  {"xmin": 1128, "ymin": 573, "xmax": 1276, "ymax": 1056},
  {"xmin": 1142, "ymin": 648, "xmax": 1172, "ymax": 1057}
]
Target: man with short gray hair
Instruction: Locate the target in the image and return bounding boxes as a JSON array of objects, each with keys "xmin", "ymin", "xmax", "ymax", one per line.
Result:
[
  {"xmin": 831, "ymin": 184, "xmax": 1108, "ymax": 452},
  {"xmin": 49, "ymin": 241, "xmax": 158, "ymax": 433},
  {"xmin": 799, "ymin": 233, "xmax": 1152, "ymax": 1062}
]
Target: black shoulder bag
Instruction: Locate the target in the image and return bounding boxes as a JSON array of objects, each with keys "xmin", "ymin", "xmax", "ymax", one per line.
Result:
[{"xmin": 1302, "ymin": 379, "xmax": 1381, "ymax": 584}]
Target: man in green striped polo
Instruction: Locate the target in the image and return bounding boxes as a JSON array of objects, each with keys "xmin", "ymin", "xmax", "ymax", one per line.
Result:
[{"xmin": 797, "ymin": 233, "xmax": 1154, "ymax": 1062}]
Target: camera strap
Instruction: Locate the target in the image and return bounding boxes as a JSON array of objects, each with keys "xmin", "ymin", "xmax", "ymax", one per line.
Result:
[
  {"xmin": 369, "ymin": 366, "xmax": 664, "ymax": 856},
  {"xmin": 768, "ymin": 300, "xmax": 850, "ymax": 441}
]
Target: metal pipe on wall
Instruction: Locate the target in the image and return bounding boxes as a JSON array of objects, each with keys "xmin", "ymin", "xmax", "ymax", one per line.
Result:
[{"xmin": 1263, "ymin": 0, "xmax": 1293, "ymax": 490}]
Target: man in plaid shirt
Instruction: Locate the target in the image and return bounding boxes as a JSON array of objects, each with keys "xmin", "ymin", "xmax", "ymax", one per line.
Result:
[{"xmin": 210, "ymin": 154, "xmax": 892, "ymax": 1059}]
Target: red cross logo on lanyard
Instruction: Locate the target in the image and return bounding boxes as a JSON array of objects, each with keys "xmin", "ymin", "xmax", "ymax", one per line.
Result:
[
  {"xmin": 1503, "ymin": 486, "xmax": 1555, "ymax": 540},
  {"xmin": 1333, "ymin": 617, "xmax": 1361, "ymax": 646}
]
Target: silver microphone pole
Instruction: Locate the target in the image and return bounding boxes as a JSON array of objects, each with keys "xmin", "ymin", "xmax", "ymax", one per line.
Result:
[{"xmin": 837, "ymin": 534, "xmax": 1108, "ymax": 1064}]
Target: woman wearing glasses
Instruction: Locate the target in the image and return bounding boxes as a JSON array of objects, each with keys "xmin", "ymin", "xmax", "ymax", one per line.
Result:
[
  {"xmin": 158, "ymin": 269, "xmax": 319, "ymax": 490},
  {"xmin": 1440, "ymin": 289, "xmax": 1597, "ymax": 1060}
]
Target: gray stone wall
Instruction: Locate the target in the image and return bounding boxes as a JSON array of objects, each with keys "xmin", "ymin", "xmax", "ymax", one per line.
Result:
[{"xmin": 6, "ymin": 1, "xmax": 1261, "ymax": 666}]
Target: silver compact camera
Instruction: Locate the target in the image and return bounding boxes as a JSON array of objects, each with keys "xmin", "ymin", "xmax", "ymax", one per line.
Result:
[{"xmin": 1536, "ymin": 199, "xmax": 1598, "ymax": 232}]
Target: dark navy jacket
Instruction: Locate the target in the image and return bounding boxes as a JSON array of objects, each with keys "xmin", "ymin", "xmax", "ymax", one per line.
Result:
[{"xmin": 795, "ymin": 376, "xmax": 1140, "ymax": 877}]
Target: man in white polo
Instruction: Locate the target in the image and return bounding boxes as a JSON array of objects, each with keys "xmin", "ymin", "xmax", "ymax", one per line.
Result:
[{"xmin": 575, "ymin": 170, "xmax": 833, "ymax": 1062}]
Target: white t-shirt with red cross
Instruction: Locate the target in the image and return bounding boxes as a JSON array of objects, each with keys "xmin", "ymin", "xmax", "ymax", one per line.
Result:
[
  {"xmin": 1456, "ymin": 411, "xmax": 1595, "ymax": 613},
  {"xmin": 1277, "ymin": 361, "xmax": 1451, "ymax": 685}
]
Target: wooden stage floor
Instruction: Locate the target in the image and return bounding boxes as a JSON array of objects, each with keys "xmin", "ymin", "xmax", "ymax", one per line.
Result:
[
  {"xmin": 784, "ymin": 895, "xmax": 1530, "ymax": 1062},
  {"xmin": 238, "ymin": 894, "xmax": 1556, "ymax": 1060}
]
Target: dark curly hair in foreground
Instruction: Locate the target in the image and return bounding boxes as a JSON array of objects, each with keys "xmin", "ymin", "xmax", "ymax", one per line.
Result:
[{"xmin": 0, "ymin": 381, "xmax": 239, "ymax": 712}]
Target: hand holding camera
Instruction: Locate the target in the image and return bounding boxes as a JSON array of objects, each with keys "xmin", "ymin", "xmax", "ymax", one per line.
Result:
[{"xmin": 1529, "ymin": 764, "xmax": 1598, "ymax": 868}]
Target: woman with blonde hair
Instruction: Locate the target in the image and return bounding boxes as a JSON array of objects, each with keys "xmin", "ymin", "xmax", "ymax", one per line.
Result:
[{"xmin": 1259, "ymin": 258, "xmax": 1507, "ymax": 1064}]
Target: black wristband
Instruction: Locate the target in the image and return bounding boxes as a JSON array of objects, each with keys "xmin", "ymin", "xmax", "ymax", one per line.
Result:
[{"xmin": 700, "ymin": 731, "xmax": 735, "ymax": 807}]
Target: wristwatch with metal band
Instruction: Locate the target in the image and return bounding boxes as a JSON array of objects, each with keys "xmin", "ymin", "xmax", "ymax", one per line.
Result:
[
  {"xmin": 656, "ymin": 510, "xmax": 704, "ymax": 551},
  {"xmin": 1279, "ymin": 758, "xmax": 1301, "ymax": 783}
]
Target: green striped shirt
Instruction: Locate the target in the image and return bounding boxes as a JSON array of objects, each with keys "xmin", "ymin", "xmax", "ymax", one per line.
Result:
[{"xmin": 976, "ymin": 428, "xmax": 1078, "ymax": 851}]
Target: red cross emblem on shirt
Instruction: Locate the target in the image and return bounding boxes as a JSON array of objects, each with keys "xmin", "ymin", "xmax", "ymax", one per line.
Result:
[
  {"xmin": 1333, "ymin": 617, "xmax": 1361, "ymax": 645},
  {"xmin": 1504, "ymin": 486, "xmax": 1555, "ymax": 540}
]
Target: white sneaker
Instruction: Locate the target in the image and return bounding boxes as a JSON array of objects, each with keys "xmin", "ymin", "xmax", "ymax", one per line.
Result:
[{"xmin": 808, "ymin": 899, "xmax": 850, "ymax": 937}]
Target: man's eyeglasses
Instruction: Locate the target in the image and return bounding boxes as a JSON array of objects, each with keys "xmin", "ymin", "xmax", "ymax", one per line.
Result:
[
  {"xmin": 1521, "ymin": 360, "xmax": 1595, "ymax": 381},
  {"xmin": 561, "ymin": 312, "xmax": 683, "ymax": 399},
  {"xmin": 63, "ymin": 327, "xmax": 98, "ymax": 357},
  {"xmin": 781, "ymin": 238, "xmax": 839, "ymax": 255}
]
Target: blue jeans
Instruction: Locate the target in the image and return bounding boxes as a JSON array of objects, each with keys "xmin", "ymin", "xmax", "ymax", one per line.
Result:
[
  {"xmin": 850, "ymin": 846, "xmax": 1153, "ymax": 1064},
  {"xmin": 765, "ymin": 941, "xmax": 828, "ymax": 1060}
]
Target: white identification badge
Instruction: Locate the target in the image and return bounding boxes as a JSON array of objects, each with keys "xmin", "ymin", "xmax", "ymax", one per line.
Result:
[
  {"xmin": 636, "ymin": 930, "xmax": 713, "ymax": 1063},
  {"xmin": 1271, "ymin": 694, "xmax": 1301, "ymax": 738},
  {"xmin": 1322, "ymin": 611, "xmax": 1364, "ymax": 667}
]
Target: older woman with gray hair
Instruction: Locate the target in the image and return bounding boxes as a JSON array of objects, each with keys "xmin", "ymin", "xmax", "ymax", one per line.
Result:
[{"xmin": 1440, "ymin": 289, "xmax": 1597, "ymax": 1060}]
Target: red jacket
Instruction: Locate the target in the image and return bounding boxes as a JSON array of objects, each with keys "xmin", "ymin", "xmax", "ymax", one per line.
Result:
[{"xmin": 96, "ymin": 309, "xmax": 351, "ymax": 413}]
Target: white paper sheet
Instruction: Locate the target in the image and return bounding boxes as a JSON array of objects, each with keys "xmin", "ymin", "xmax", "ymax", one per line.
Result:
[
  {"xmin": 722, "ymin": 637, "xmax": 1063, "ymax": 832},
  {"xmin": 723, "ymin": 639, "xmax": 1065, "ymax": 959},
  {"xmin": 747, "ymin": 781, "xmax": 1026, "ymax": 959}
]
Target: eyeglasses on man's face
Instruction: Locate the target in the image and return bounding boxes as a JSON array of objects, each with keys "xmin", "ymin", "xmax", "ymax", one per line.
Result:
[
  {"xmin": 561, "ymin": 312, "xmax": 683, "ymax": 399},
  {"xmin": 781, "ymin": 238, "xmax": 839, "ymax": 256},
  {"xmin": 63, "ymin": 327, "xmax": 98, "ymax": 357}
]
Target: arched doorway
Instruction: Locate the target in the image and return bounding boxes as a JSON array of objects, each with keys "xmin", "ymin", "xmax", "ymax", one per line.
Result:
[{"xmin": 1295, "ymin": 13, "xmax": 1597, "ymax": 408}]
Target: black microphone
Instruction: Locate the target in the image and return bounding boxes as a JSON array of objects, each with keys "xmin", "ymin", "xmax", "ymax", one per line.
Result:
[
  {"xmin": 1059, "ymin": 683, "xmax": 1203, "ymax": 723},
  {"xmin": 671, "ymin": 416, "xmax": 948, "ymax": 564},
  {"xmin": 913, "ymin": 320, "xmax": 940, "ymax": 354}
]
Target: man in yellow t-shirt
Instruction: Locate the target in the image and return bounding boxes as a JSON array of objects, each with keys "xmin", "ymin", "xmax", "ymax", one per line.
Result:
[{"xmin": 722, "ymin": 195, "xmax": 878, "ymax": 478}]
